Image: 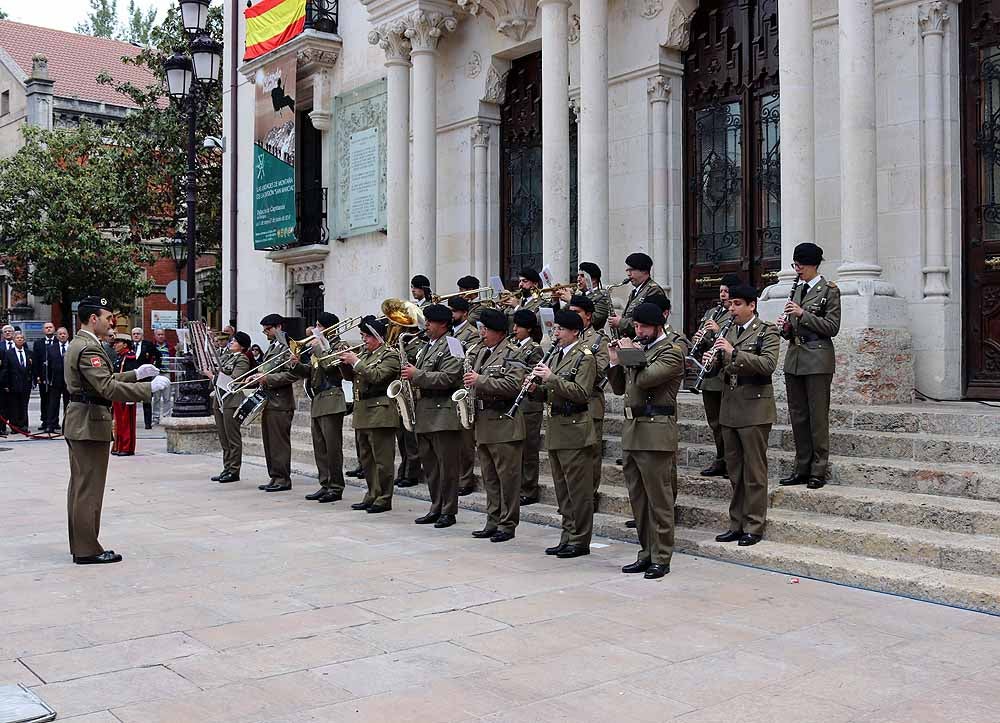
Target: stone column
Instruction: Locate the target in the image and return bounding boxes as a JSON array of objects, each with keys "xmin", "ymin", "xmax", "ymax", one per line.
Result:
[
  {"xmin": 370, "ymin": 22, "xmax": 412, "ymax": 296},
  {"xmin": 648, "ymin": 75, "xmax": 671, "ymax": 295},
  {"xmin": 539, "ymin": 0, "xmax": 572, "ymax": 278},
  {"xmin": 25, "ymin": 54, "xmax": 54, "ymax": 130},
  {"xmin": 472, "ymin": 123, "xmax": 491, "ymax": 283},
  {"xmin": 404, "ymin": 11, "xmax": 456, "ymax": 289},
  {"xmin": 579, "ymin": 0, "xmax": 609, "ymax": 277},
  {"xmin": 919, "ymin": 1, "xmax": 950, "ymax": 298}
]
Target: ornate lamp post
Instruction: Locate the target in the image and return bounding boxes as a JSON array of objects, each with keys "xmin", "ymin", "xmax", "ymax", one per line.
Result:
[{"xmin": 164, "ymin": 235, "xmax": 186, "ymax": 335}]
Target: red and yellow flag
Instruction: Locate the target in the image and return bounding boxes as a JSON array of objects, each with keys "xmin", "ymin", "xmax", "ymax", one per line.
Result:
[{"xmin": 244, "ymin": 0, "xmax": 306, "ymax": 61}]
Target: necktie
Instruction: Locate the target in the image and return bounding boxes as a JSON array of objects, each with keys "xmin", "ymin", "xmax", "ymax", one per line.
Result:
[
  {"xmin": 629, "ymin": 287, "xmax": 638, "ymax": 302},
  {"xmin": 18, "ymin": 349, "xmax": 24, "ymax": 367},
  {"xmin": 555, "ymin": 349, "xmax": 564, "ymax": 367},
  {"xmin": 797, "ymin": 283, "xmax": 807, "ymax": 303},
  {"xmin": 61, "ymin": 343, "xmax": 66, "ymax": 356}
]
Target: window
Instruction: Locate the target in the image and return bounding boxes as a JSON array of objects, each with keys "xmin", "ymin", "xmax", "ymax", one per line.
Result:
[{"xmin": 1, "ymin": 90, "xmax": 10, "ymax": 117}]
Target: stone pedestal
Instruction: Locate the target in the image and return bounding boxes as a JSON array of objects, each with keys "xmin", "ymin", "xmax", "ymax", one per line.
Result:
[{"xmin": 162, "ymin": 416, "xmax": 219, "ymax": 454}]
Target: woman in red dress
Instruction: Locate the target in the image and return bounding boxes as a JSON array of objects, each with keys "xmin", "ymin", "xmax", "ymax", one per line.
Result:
[{"xmin": 111, "ymin": 335, "xmax": 138, "ymax": 456}]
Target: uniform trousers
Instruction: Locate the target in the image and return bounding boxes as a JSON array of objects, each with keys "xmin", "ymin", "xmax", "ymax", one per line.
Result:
[
  {"xmin": 722, "ymin": 424, "xmax": 772, "ymax": 536},
  {"xmin": 785, "ymin": 372, "xmax": 833, "ymax": 479},
  {"xmin": 312, "ymin": 413, "xmax": 345, "ymax": 492},
  {"xmin": 261, "ymin": 408, "xmax": 293, "ymax": 484},
  {"xmin": 66, "ymin": 439, "xmax": 111, "ymax": 556},
  {"xmin": 458, "ymin": 427, "xmax": 478, "ymax": 491},
  {"xmin": 702, "ymin": 390, "xmax": 725, "ymax": 463},
  {"xmin": 589, "ymin": 417, "xmax": 604, "ymax": 498},
  {"xmin": 478, "ymin": 441, "xmax": 523, "ymax": 534},
  {"xmin": 418, "ymin": 429, "xmax": 461, "ymax": 515},
  {"xmin": 396, "ymin": 425, "xmax": 422, "ymax": 482},
  {"xmin": 357, "ymin": 427, "xmax": 396, "ymax": 507},
  {"xmin": 623, "ymin": 450, "xmax": 676, "ymax": 565},
  {"xmin": 213, "ymin": 403, "xmax": 243, "ymax": 474},
  {"xmin": 519, "ymin": 410, "xmax": 543, "ymax": 499},
  {"xmin": 549, "ymin": 447, "xmax": 594, "ymax": 547}
]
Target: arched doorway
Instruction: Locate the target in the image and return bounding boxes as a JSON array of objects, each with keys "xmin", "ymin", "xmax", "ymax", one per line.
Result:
[{"xmin": 682, "ymin": 0, "xmax": 780, "ymax": 333}]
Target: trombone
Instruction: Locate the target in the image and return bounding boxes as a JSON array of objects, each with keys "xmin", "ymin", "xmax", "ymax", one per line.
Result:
[
  {"xmin": 311, "ymin": 341, "xmax": 366, "ymax": 365},
  {"xmin": 287, "ymin": 315, "xmax": 363, "ymax": 356},
  {"xmin": 431, "ymin": 287, "xmax": 496, "ymax": 304}
]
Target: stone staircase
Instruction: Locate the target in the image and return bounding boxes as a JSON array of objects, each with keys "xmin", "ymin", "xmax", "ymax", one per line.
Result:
[{"xmin": 238, "ymin": 388, "xmax": 1000, "ymax": 614}]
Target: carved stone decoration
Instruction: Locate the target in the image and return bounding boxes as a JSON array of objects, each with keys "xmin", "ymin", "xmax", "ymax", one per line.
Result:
[
  {"xmin": 641, "ymin": 0, "xmax": 663, "ymax": 20},
  {"xmin": 647, "ymin": 74, "xmax": 671, "ymax": 104},
  {"xmin": 368, "ymin": 20, "xmax": 411, "ymax": 62},
  {"xmin": 467, "ymin": 51, "xmax": 483, "ymax": 78},
  {"xmin": 290, "ymin": 262, "xmax": 326, "ymax": 285},
  {"xmin": 918, "ymin": 0, "xmax": 950, "ymax": 37},
  {"xmin": 483, "ymin": 64, "xmax": 509, "ymax": 104},
  {"xmin": 296, "ymin": 47, "xmax": 341, "ymax": 70},
  {"xmin": 457, "ymin": 0, "xmax": 537, "ymax": 41},
  {"xmin": 402, "ymin": 10, "xmax": 458, "ymax": 53},
  {"xmin": 471, "ymin": 123, "xmax": 491, "ymax": 147},
  {"xmin": 665, "ymin": 3, "xmax": 696, "ymax": 51},
  {"xmin": 568, "ymin": 14, "xmax": 580, "ymax": 44}
]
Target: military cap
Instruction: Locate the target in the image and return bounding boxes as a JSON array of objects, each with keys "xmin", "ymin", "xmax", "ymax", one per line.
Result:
[
  {"xmin": 632, "ymin": 302, "xmax": 665, "ymax": 327},
  {"xmin": 360, "ymin": 315, "xmax": 386, "ymax": 338},
  {"xmin": 512, "ymin": 309, "xmax": 537, "ymax": 329},
  {"xmin": 793, "ymin": 242, "xmax": 824, "ymax": 266},
  {"xmin": 234, "ymin": 331, "xmax": 252, "ymax": 349},
  {"xmin": 728, "ymin": 284, "xmax": 759, "ymax": 303},
  {"xmin": 448, "ymin": 296, "xmax": 470, "ymax": 312},
  {"xmin": 79, "ymin": 296, "xmax": 113, "ymax": 311},
  {"xmin": 554, "ymin": 309, "xmax": 584, "ymax": 332},
  {"xmin": 410, "ymin": 274, "xmax": 430, "ymax": 288},
  {"xmin": 519, "ymin": 267, "xmax": 542, "ymax": 285},
  {"xmin": 720, "ymin": 273, "xmax": 743, "ymax": 288},
  {"xmin": 423, "ymin": 304, "xmax": 452, "ymax": 324},
  {"xmin": 457, "ymin": 275, "xmax": 481, "ymax": 290},
  {"xmin": 578, "ymin": 262, "xmax": 602, "ymax": 281},
  {"xmin": 568, "ymin": 294, "xmax": 595, "ymax": 314},
  {"xmin": 645, "ymin": 294, "xmax": 671, "ymax": 312},
  {"xmin": 260, "ymin": 313, "xmax": 284, "ymax": 327},
  {"xmin": 625, "ymin": 252, "xmax": 653, "ymax": 272},
  {"xmin": 317, "ymin": 311, "xmax": 340, "ymax": 328},
  {"xmin": 114, "ymin": 333, "xmax": 132, "ymax": 343},
  {"xmin": 479, "ymin": 308, "xmax": 508, "ymax": 332}
]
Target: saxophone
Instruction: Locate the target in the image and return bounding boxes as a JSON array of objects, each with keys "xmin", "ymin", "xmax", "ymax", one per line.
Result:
[
  {"xmin": 387, "ymin": 333, "xmax": 419, "ymax": 432},
  {"xmin": 452, "ymin": 340, "xmax": 483, "ymax": 430}
]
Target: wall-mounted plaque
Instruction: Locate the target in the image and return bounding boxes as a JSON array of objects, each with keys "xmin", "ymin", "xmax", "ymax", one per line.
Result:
[
  {"xmin": 332, "ymin": 79, "xmax": 387, "ymax": 238},
  {"xmin": 349, "ymin": 127, "xmax": 379, "ymax": 230}
]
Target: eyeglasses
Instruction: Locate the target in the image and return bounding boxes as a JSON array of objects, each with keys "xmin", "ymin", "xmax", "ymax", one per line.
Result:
[{"xmin": 790, "ymin": 262, "xmax": 803, "ymax": 270}]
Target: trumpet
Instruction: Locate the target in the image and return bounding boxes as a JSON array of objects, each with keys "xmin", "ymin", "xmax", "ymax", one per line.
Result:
[
  {"xmin": 223, "ymin": 353, "xmax": 297, "ymax": 398},
  {"xmin": 538, "ymin": 282, "xmax": 579, "ymax": 296},
  {"xmin": 288, "ymin": 315, "xmax": 364, "ymax": 356},
  {"xmin": 431, "ymin": 287, "xmax": 495, "ymax": 304}
]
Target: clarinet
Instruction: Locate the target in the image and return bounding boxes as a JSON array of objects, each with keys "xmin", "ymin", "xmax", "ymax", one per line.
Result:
[
  {"xmin": 502, "ymin": 342, "xmax": 560, "ymax": 419},
  {"xmin": 693, "ymin": 316, "xmax": 736, "ymax": 391},
  {"xmin": 691, "ymin": 303, "xmax": 728, "ymax": 359},
  {"xmin": 780, "ymin": 273, "xmax": 801, "ymax": 340}
]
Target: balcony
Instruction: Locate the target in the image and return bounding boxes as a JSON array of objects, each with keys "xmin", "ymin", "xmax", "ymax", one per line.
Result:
[
  {"xmin": 294, "ymin": 186, "xmax": 329, "ymax": 246},
  {"xmin": 305, "ymin": 0, "xmax": 339, "ymax": 34},
  {"xmin": 239, "ymin": 0, "xmax": 342, "ymax": 81}
]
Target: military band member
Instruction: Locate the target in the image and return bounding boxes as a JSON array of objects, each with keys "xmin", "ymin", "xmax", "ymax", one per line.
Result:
[
  {"xmin": 568, "ymin": 295, "xmax": 610, "ymax": 504},
  {"xmin": 511, "ymin": 309, "xmax": 544, "ymax": 506},
  {"xmin": 403, "ymin": 304, "xmax": 464, "ymax": 527},
  {"xmin": 535, "ymin": 310, "xmax": 597, "ymax": 558},
  {"xmin": 456, "ymin": 275, "xmax": 485, "ymax": 325},
  {"xmin": 692, "ymin": 273, "xmax": 741, "ymax": 478},
  {"xmin": 609, "ymin": 253, "xmax": 666, "ymax": 339},
  {"xmin": 555, "ymin": 262, "xmax": 613, "ymax": 331},
  {"xmin": 703, "ymin": 285, "xmax": 780, "ymax": 546},
  {"xmin": 65, "ymin": 297, "xmax": 166, "ymax": 564},
  {"xmin": 293, "ymin": 313, "xmax": 348, "ymax": 504},
  {"xmin": 449, "ymin": 295, "xmax": 480, "ymax": 495},
  {"xmin": 608, "ymin": 302, "xmax": 685, "ymax": 579},
  {"xmin": 340, "ymin": 316, "xmax": 400, "ymax": 513},
  {"xmin": 411, "ymin": 274, "xmax": 432, "ymax": 308},
  {"xmin": 254, "ymin": 314, "xmax": 299, "ymax": 492},
  {"xmin": 449, "ymin": 297, "xmax": 478, "ymax": 346},
  {"xmin": 395, "ymin": 325, "xmax": 424, "ymax": 489},
  {"xmin": 464, "ymin": 308, "xmax": 528, "ymax": 541},
  {"xmin": 502, "ymin": 268, "xmax": 544, "ymax": 329},
  {"xmin": 777, "ymin": 243, "xmax": 841, "ymax": 490},
  {"xmin": 210, "ymin": 331, "xmax": 253, "ymax": 484}
]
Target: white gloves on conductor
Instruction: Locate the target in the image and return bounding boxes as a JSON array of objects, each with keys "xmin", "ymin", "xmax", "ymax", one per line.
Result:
[
  {"xmin": 150, "ymin": 376, "xmax": 170, "ymax": 393},
  {"xmin": 136, "ymin": 364, "xmax": 161, "ymax": 380}
]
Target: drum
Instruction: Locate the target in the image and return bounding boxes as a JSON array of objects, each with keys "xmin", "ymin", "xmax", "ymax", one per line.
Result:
[{"xmin": 235, "ymin": 389, "xmax": 267, "ymax": 427}]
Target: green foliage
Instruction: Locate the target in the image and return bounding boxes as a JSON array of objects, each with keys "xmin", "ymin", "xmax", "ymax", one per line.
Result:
[
  {"xmin": 75, "ymin": 0, "xmax": 119, "ymax": 38},
  {"xmin": 0, "ymin": 9, "xmax": 8, "ymax": 21},
  {"xmin": 120, "ymin": 0, "xmax": 158, "ymax": 46}
]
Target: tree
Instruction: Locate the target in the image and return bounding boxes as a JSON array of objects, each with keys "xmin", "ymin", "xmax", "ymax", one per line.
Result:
[
  {"xmin": 0, "ymin": 9, "xmax": 8, "ymax": 20},
  {"xmin": 120, "ymin": 0, "xmax": 157, "ymax": 46},
  {"xmin": 75, "ymin": 0, "xmax": 119, "ymax": 38}
]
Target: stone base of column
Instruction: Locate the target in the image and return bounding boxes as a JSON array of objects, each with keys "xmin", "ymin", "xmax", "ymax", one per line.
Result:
[
  {"xmin": 162, "ymin": 416, "xmax": 219, "ymax": 454},
  {"xmin": 758, "ymin": 294, "xmax": 914, "ymax": 405}
]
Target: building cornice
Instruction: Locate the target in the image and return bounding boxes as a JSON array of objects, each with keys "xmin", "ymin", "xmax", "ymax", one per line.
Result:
[{"xmin": 239, "ymin": 29, "xmax": 342, "ymax": 82}]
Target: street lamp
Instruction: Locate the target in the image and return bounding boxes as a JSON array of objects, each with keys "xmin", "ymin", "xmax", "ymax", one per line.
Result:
[
  {"xmin": 164, "ymin": 236, "xmax": 186, "ymax": 337},
  {"xmin": 179, "ymin": 0, "xmax": 211, "ymax": 34}
]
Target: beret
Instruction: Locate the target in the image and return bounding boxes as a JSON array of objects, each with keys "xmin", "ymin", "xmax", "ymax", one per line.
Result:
[
  {"xmin": 410, "ymin": 274, "xmax": 430, "ymax": 288},
  {"xmin": 720, "ymin": 273, "xmax": 743, "ymax": 288},
  {"xmin": 423, "ymin": 304, "xmax": 452, "ymax": 324},
  {"xmin": 234, "ymin": 331, "xmax": 252, "ymax": 349},
  {"xmin": 317, "ymin": 311, "xmax": 339, "ymax": 328},
  {"xmin": 728, "ymin": 284, "xmax": 759, "ymax": 303},
  {"xmin": 793, "ymin": 242, "xmax": 824, "ymax": 266},
  {"xmin": 457, "ymin": 275, "xmax": 481, "ymax": 290},
  {"xmin": 479, "ymin": 308, "xmax": 508, "ymax": 332},
  {"xmin": 568, "ymin": 294, "xmax": 594, "ymax": 313},
  {"xmin": 632, "ymin": 302, "xmax": 665, "ymax": 327},
  {"xmin": 259, "ymin": 313, "xmax": 284, "ymax": 326},
  {"xmin": 578, "ymin": 262, "xmax": 602, "ymax": 281},
  {"xmin": 448, "ymin": 296, "xmax": 470, "ymax": 312},
  {"xmin": 79, "ymin": 296, "xmax": 113, "ymax": 311},
  {"xmin": 512, "ymin": 309, "xmax": 537, "ymax": 329},
  {"xmin": 519, "ymin": 267, "xmax": 542, "ymax": 285},
  {"xmin": 360, "ymin": 315, "xmax": 386, "ymax": 338},
  {"xmin": 645, "ymin": 294, "xmax": 671, "ymax": 312},
  {"xmin": 554, "ymin": 309, "xmax": 584, "ymax": 332},
  {"xmin": 625, "ymin": 252, "xmax": 653, "ymax": 272}
]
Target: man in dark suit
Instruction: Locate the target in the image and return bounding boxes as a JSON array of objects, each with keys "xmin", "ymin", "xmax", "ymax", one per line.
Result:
[
  {"xmin": 0, "ymin": 324, "xmax": 15, "ymax": 436},
  {"xmin": 33, "ymin": 321, "xmax": 57, "ymax": 431},
  {"xmin": 3, "ymin": 331, "xmax": 34, "ymax": 431},
  {"xmin": 45, "ymin": 327, "xmax": 71, "ymax": 432},
  {"xmin": 131, "ymin": 327, "xmax": 162, "ymax": 429}
]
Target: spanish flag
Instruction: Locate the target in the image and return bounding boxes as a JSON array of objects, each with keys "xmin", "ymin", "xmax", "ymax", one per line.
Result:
[{"xmin": 245, "ymin": 0, "xmax": 306, "ymax": 61}]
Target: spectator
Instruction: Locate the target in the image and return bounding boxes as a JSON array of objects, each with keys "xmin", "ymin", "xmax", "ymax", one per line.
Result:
[
  {"xmin": 152, "ymin": 328, "xmax": 174, "ymax": 423},
  {"xmin": 131, "ymin": 327, "xmax": 161, "ymax": 429},
  {"xmin": 2, "ymin": 331, "xmax": 34, "ymax": 431},
  {"xmin": 44, "ymin": 327, "xmax": 71, "ymax": 432},
  {"xmin": 250, "ymin": 344, "xmax": 264, "ymax": 365},
  {"xmin": 0, "ymin": 324, "xmax": 12, "ymax": 435},
  {"xmin": 111, "ymin": 335, "xmax": 138, "ymax": 456},
  {"xmin": 33, "ymin": 321, "xmax": 58, "ymax": 431}
]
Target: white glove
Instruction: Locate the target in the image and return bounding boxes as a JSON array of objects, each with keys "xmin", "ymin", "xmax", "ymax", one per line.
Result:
[
  {"xmin": 151, "ymin": 375, "xmax": 170, "ymax": 393},
  {"xmin": 136, "ymin": 363, "xmax": 161, "ymax": 380}
]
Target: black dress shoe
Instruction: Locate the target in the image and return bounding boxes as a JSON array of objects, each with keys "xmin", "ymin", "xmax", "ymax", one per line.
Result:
[
  {"xmin": 434, "ymin": 514, "xmax": 456, "ymax": 529},
  {"xmin": 217, "ymin": 472, "xmax": 239, "ymax": 483},
  {"xmin": 519, "ymin": 495, "xmax": 539, "ymax": 506},
  {"xmin": 490, "ymin": 530, "xmax": 515, "ymax": 543},
  {"xmin": 351, "ymin": 501, "xmax": 372, "ymax": 510},
  {"xmin": 263, "ymin": 482, "xmax": 291, "ymax": 492},
  {"xmin": 73, "ymin": 551, "xmax": 123, "ymax": 565},
  {"xmin": 395, "ymin": 477, "xmax": 419, "ymax": 488},
  {"xmin": 367, "ymin": 503, "xmax": 391, "ymax": 514},
  {"xmin": 556, "ymin": 544, "xmax": 590, "ymax": 559},
  {"xmin": 305, "ymin": 488, "xmax": 328, "ymax": 500},
  {"xmin": 211, "ymin": 472, "xmax": 225, "ymax": 482},
  {"xmin": 145, "ymin": 424, "xmax": 153, "ymax": 430},
  {"xmin": 415, "ymin": 512, "xmax": 440, "ymax": 525},
  {"xmin": 458, "ymin": 486, "xmax": 475, "ymax": 496},
  {"xmin": 779, "ymin": 473, "xmax": 809, "ymax": 486},
  {"xmin": 345, "ymin": 466, "xmax": 364, "ymax": 478},
  {"xmin": 545, "ymin": 543, "xmax": 567, "ymax": 555},
  {"xmin": 715, "ymin": 530, "xmax": 743, "ymax": 543},
  {"xmin": 318, "ymin": 490, "xmax": 342, "ymax": 503},
  {"xmin": 644, "ymin": 563, "xmax": 670, "ymax": 579},
  {"xmin": 621, "ymin": 558, "xmax": 651, "ymax": 574},
  {"xmin": 38, "ymin": 424, "xmax": 47, "ymax": 431},
  {"xmin": 625, "ymin": 519, "xmax": 637, "ymax": 529},
  {"xmin": 471, "ymin": 528, "xmax": 497, "ymax": 539},
  {"xmin": 738, "ymin": 533, "xmax": 763, "ymax": 546},
  {"xmin": 807, "ymin": 477, "xmax": 826, "ymax": 490},
  {"xmin": 258, "ymin": 482, "xmax": 273, "ymax": 491},
  {"xmin": 700, "ymin": 460, "xmax": 728, "ymax": 477}
]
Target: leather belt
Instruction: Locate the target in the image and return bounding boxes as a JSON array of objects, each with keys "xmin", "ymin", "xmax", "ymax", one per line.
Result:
[
  {"xmin": 475, "ymin": 399, "xmax": 509, "ymax": 412},
  {"xmin": 415, "ymin": 389, "xmax": 453, "ymax": 399},
  {"xmin": 736, "ymin": 375, "xmax": 772, "ymax": 386},
  {"xmin": 624, "ymin": 404, "xmax": 675, "ymax": 420},
  {"xmin": 69, "ymin": 393, "xmax": 111, "ymax": 408},
  {"xmin": 792, "ymin": 332, "xmax": 822, "ymax": 345},
  {"xmin": 549, "ymin": 401, "xmax": 589, "ymax": 417},
  {"xmin": 360, "ymin": 386, "xmax": 389, "ymax": 400}
]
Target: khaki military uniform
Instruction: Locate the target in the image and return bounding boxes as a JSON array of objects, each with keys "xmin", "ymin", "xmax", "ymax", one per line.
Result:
[
  {"xmin": 541, "ymin": 341, "xmax": 597, "ymax": 548},
  {"xmin": 64, "ymin": 329, "xmax": 152, "ymax": 556},
  {"xmin": 411, "ymin": 334, "xmax": 464, "ymax": 516},
  {"xmin": 503, "ymin": 293, "xmax": 544, "ymax": 332},
  {"xmin": 396, "ymin": 333, "xmax": 424, "ymax": 484},
  {"xmin": 608, "ymin": 335, "xmax": 685, "ymax": 565},
  {"xmin": 619, "ymin": 279, "xmax": 666, "ymax": 338},
  {"xmin": 587, "ymin": 287, "xmax": 613, "ymax": 331},
  {"xmin": 258, "ymin": 339, "xmax": 299, "ymax": 486},
  {"xmin": 511, "ymin": 337, "xmax": 544, "ymax": 499},
  {"xmin": 695, "ymin": 304, "xmax": 729, "ymax": 466},
  {"xmin": 344, "ymin": 344, "xmax": 400, "ymax": 507},
  {"xmin": 452, "ymin": 322, "xmax": 481, "ymax": 492},
  {"xmin": 581, "ymin": 327, "xmax": 610, "ymax": 499},
  {"xmin": 783, "ymin": 277, "xmax": 841, "ymax": 480},
  {"xmin": 712, "ymin": 317, "xmax": 780, "ymax": 536},
  {"xmin": 213, "ymin": 349, "xmax": 252, "ymax": 476},
  {"xmin": 472, "ymin": 338, "xmax": 528, "ymax": 534},
  {"xmin": 467, "ymin": 301, "xmax": 485, "ymax": 326},
  {"xmin": 293, "ymin": 350, "xmax": 348, "ymax": 494}
]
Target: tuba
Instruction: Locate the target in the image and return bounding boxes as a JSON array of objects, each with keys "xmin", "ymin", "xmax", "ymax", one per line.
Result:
[{"xmin": 382, "ymin": 298, "xmax": 424, "ymax": 432}]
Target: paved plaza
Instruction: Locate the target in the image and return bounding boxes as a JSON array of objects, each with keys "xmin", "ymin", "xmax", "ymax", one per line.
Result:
[{"xmin": 2, "ymin": 426, "xmax": 1000, "ymax": 723}]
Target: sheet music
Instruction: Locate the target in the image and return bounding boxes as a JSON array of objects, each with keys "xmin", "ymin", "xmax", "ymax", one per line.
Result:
[{"xmin": 446, "ymin": 336, "xmax": 466, "ymax": 358}]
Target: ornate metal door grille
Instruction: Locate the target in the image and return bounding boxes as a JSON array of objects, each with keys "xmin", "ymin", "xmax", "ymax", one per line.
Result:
[
  {"xmin": 298, "ymin": 283, "xmax": 324, "ymax": 326},
  {"xmin": 683, "ymin": 0, "xmax": 780, "ymax": 333}
]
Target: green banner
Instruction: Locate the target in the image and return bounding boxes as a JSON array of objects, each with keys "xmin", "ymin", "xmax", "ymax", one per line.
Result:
[{"xmin": 253, "ymin": 55, "xmax": 297, "ymax": 250}]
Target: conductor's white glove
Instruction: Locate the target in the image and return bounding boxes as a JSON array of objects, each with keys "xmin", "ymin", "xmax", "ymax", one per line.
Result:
[
  {"xmin": 151, "ymin": 376, "xmax": 170, "ymax": 393},
  {"xmin": 136, "ymin": 363, "xmax": 161, "ymax": 380}
]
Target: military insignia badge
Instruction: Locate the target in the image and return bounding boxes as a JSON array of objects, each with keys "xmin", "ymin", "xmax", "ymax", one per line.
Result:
[{"xmin": 92, "ymin": 357, "xmax": 102, "ymax": 367}]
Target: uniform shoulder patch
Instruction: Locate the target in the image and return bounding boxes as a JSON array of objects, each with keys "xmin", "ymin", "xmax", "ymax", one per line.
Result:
[
  {"xmin": 91, "ymin": 357, "xmax": 102, "ymax": 367},
  {"xmin": 582, "ymin": 348, "xmax": 592, "ymax": 356}
]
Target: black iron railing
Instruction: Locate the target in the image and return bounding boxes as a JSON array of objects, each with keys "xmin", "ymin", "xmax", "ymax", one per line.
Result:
[
  {"xmin": 305, "ymin": 0, "xmax": 339, "ymax": 34},
  {"xmin": 291, "ymin": 186, "xmax": 329, "ymax": 247}
]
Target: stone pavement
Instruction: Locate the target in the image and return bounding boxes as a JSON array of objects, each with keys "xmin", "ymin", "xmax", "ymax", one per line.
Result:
[{"xmin": 2, "ymin": 431, "xmax": 1000, "ymax": 723}]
